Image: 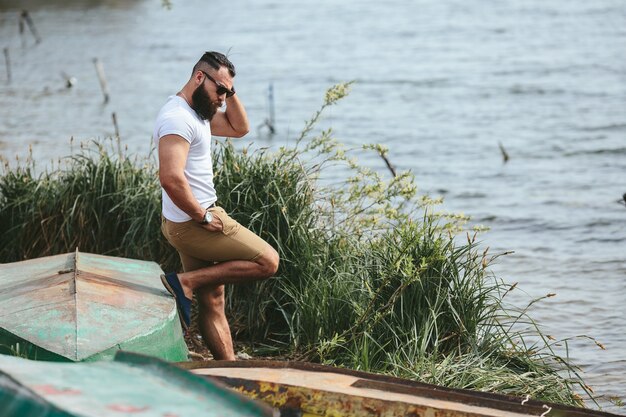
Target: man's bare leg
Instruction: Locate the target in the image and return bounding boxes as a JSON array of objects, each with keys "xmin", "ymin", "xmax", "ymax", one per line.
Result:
[
  {"xmin": 195, "ymin": 284, "xmax": 235, "ymax": 360},
  {"xmin": 178, "ymin": 246, "xmax": 279, "ymax": 300}
]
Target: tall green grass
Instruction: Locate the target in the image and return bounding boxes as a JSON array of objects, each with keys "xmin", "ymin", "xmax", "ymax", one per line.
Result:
[
  {"xmin": 0, "ymin": 143, "xmax": 177, "ymax": 269},
  {"xmin": 0, "ymin": 84, "xmax": 594, "ymax": 407}
]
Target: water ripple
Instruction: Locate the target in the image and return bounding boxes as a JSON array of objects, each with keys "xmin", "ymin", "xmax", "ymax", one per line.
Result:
[{"xmin": 564, "ymin": 147, "xmax": 626, "ymax": 157}]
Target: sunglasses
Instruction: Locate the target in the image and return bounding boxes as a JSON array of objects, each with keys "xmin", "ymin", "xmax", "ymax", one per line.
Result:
[{"xmin": 200, "ymin": 71, "xmax": 236, "ymax": 98}]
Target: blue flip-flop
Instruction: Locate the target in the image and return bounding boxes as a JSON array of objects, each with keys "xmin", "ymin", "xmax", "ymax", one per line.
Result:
[{"xmin": 160, "ymin": 272, "xmax": 192, "ymax": 331}]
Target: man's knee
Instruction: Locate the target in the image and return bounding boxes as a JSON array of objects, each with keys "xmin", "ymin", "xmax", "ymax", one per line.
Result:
[{"xmin": 257, "ymin": 247, "xmax": 279, "ymax": 278}]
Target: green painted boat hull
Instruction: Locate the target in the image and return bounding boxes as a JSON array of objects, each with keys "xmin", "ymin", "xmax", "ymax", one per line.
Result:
[
  {"xmin": 0, "ymin": 251, "xmax": 188, "ymax": 362},
  {"xmin": 0, "ymin": 352, "xmax": 273, "ymax": 417}
]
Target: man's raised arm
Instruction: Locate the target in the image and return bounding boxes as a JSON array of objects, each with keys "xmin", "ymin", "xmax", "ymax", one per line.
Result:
[{"xmin": 210, "ymin": 93, "xmax": 249, "ymax": 138}]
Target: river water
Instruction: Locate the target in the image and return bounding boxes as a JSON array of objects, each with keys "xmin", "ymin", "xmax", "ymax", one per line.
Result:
[{"xmin": 1, "ymin": 0, "xmax": 624, "ymax": 412}]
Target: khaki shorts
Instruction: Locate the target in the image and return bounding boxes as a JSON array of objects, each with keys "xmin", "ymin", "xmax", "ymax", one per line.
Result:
[{"xmin": 161, "ymin": 206, "xmax": 268, "ymax": 272}]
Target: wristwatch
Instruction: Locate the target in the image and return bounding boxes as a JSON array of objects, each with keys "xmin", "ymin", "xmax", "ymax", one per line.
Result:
[{"xmin": 200, "ymin": 209, "xmax": 213, "ymax": 225}]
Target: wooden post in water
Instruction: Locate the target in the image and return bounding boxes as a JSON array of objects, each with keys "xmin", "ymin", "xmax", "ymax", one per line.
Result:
[
  {"xmin": 257, "ymin": 82, "xmax": 276, "ymax": 135},
  {"xmin": 93, "ymin": 58, "xmax": 110, "ymax": 104},
  {"xmin": 61, "ymin": 71, "xmax": 76, "ymax": 89},
  {"xmin": 268, "ymin": 82, "xmax": 275, "ymax": 133},
  {"xmin": 112, "ymin": 112, "xmax": 121, "ymax": 156},
  {"xmin": 20, "ymin": 10, "xmax": 42, "ymax": 44},
  {"xmin": 3, "ymin": 48, "xmax": 10, "ymax": 84},
  {"xmin": 112, "ymin": 112, "xmax": 120, "ymax": 138},
  {"xmin": 18, "ymin": 13, "xmax": 26, "ymax": 48},
  {"xmin": 498, "ymin": 141, "xmax": 510, "ymax": 163}
]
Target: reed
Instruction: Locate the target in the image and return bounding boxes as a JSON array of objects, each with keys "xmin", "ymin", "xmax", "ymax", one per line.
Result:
[
  {"xmin": 0, "ymin": 84, "xmax": 592, "ymax": 407},
  {"xmin": 0, "ymin": 143, "xmax": 177, "ymax": 269}
]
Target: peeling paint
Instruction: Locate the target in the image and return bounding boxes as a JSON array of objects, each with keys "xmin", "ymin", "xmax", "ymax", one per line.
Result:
[{"xmin": 0, "ymin": 252, "xmax": 188, "ymax": 362}]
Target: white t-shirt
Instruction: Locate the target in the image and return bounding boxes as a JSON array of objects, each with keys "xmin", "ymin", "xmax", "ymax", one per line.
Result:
[{"xmin": 153, "ymin": 95, "xmax": 217, "ymax": 222}]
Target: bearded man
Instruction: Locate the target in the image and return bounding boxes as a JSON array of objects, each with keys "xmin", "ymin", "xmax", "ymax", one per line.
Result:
[{"xmin": 153, "ymin": 51, "xmax": 279, "ymax": 360}]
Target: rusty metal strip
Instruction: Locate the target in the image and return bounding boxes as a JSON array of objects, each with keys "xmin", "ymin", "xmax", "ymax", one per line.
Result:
[
  {"xmin": 208, "ymin": 375, "xmax": 485, "ymax": 417},
  {"xmin": 350, "ymin": 378, "xmax": 593, "ymax": 417},
  {"xmin": 72, "ymin": 249, "xmax": 78, "ymax": 295}
]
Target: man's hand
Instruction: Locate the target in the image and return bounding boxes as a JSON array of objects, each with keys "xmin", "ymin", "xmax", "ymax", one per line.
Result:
[{"xmin": 202, "ymin": 211, "xmax": 224, "ymax": 232}]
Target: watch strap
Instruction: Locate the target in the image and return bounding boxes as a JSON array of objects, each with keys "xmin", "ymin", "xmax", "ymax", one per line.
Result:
[{"xmin": 200, "ymin": 208, "xmax": 211, "ymax": 224}]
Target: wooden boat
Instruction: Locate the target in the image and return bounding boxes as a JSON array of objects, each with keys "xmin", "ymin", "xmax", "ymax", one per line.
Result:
[
  {"xmin": 181, "ymin": 360, "xmax": 620, "ymax": 417},
  {"xmin": 0, "ymin": 351, "xmax": 273, "ymax": 417},
  {"xmin": 0, "ymin": 250, "xmax": 188, "ymax": 362}
]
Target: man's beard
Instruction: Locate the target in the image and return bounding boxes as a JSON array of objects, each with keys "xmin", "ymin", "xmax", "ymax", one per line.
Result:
[{"xmin": 191, "ymin": 85, "xmax": 219, "ymax": 121}]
